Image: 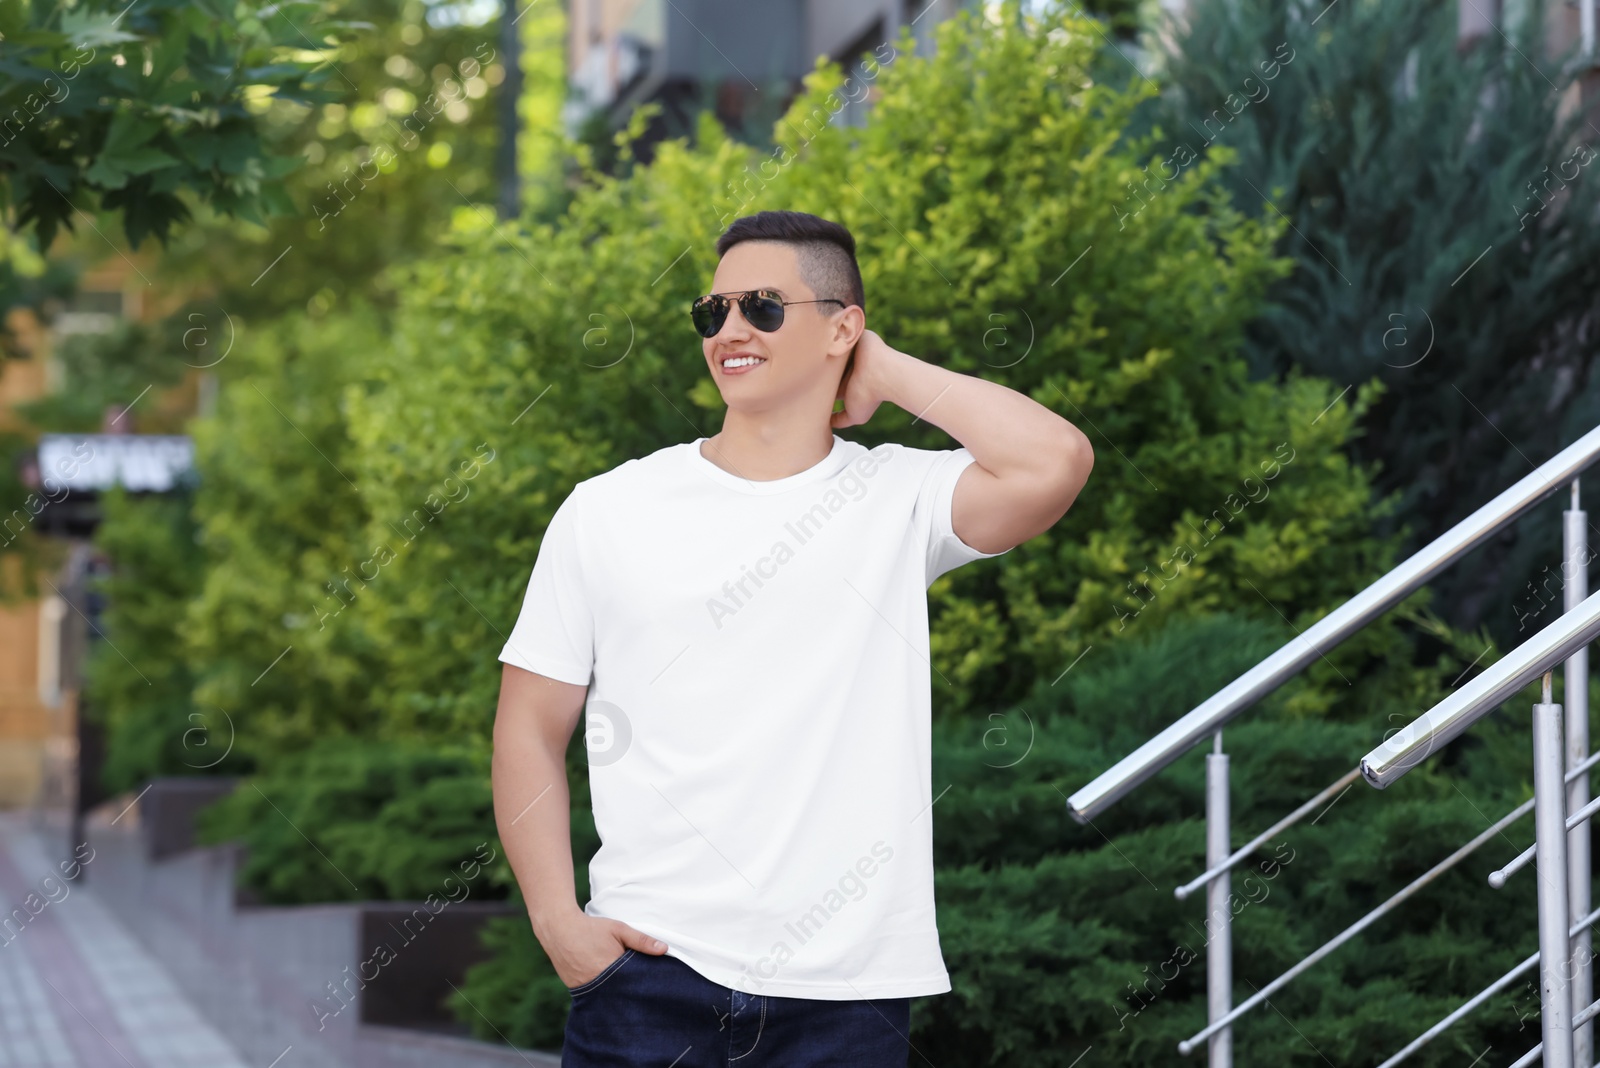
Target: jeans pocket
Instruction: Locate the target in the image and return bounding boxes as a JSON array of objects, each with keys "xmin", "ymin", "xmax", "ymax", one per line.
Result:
[{"xmin": 565, "ymin": 948, "xmax": 635, "ymax": 997}]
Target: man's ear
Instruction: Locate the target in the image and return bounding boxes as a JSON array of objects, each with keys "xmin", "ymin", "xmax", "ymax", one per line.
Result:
[{"xmin": 838, "ymin": 306, "xmax": 865, "ymax": 355}]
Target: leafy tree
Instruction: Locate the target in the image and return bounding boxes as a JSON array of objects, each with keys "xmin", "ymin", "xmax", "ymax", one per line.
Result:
[
  {"xmin": 334, "ymin": 0, "xmax": 1390, "ymax": 753},
  {"xmin": 148, "ymin": 0, "xmax": 570, "ymax": 324},
  {"xmin": 0, "ymin": 0, "xmax": 346, "ymax": 252},
  {"xmin": 2, "ymin": 0, "xmax": 569, "ymax": 356},
  {"xmin": 179, "ymin": 306, "xmax": 387, "ymax": 763},
  {"xmin": 0, "ymin": 241, "xmax": 74, "ymax": 358},
  {"xmin": 83, "ymin": 485, "xmax": 215, "ymax": 793},
  {"xmin": 14, "ymin": 315, "xmax": 192, "ymax": 431},
  {"xmin": 1150, "ymin": 0, "xmax": 1600, "ymax": 644},
  {"xmin": 85, "ymin": 2, "xmax": 1535, "ymax": 1061},
  {"xmin": 82, "ymin": 305, "xmax": 387, "ymax": 787}
]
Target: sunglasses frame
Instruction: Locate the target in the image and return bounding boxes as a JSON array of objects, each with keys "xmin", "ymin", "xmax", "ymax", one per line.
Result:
[{"xmin": 690, "ymin": 288, "xmax": 847, "ymax": 338}]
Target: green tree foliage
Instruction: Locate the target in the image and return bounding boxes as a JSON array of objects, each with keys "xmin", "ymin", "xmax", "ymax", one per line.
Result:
[
  {"xmin": 335, "ymin": 0, "xmax": 1388, "ymax": 750},
  {"xmin": 84, "ymin": 309, "xmax": 386, "ymax": 789},
  {"xmin": 193, "ymin": 738, "xmax": 500, "ymax": 904},
  {"xmin": 16, "ymin": 316, "xmax": 191, "ymax": 431},
  {"xmin": 84, "ymin": 485, "xmax": 215, "ymax": 793},
  {"xmin": 0, "ymin": 0, "xmax": 347, "ymax": 252},
  {"xmin": 150, "ymin": 0, "xmax": 570, "ymax": 323},
  {"xmin": 925, "ymin": 611, "xmax": 1551, "ymax": 1067},
  {"xmin": 180, "ymin": 307, "xmax": 386, "ymax": 762},
  {"xmin": 1151, "ymin": 0, "xmax": 1600, "ymax": 643},
  {"xmin": 7, "ymin": 0, "xmax": 570, "ymax": 588},
  {"xmin": 85, "ymin": 2, "xmax": 1531, "ymax": 1060}
]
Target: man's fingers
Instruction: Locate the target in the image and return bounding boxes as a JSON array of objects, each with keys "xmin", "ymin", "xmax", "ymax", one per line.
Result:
[{"xmin": 619, "ymin": 924, "xmax": 669, "ymax": 953}]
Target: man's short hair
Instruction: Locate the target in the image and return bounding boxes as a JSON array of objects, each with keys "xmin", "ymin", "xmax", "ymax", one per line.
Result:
[{"xmin": 716, "ymin": 211, "xmax": 865, "ymax": 317}]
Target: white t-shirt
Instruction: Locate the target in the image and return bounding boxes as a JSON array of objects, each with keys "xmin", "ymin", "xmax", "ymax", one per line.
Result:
[{"xmin": 499, "ymin": 433, "xmax": 1008, "ymax": 1000}]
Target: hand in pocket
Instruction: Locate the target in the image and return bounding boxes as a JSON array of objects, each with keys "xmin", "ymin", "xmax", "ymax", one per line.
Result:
[{"xmin": 538, "ymin": 913, "xmax": 667, "ymax": 989}]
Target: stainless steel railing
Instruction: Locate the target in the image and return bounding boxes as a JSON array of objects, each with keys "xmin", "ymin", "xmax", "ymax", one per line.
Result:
[
  {"xmin": 1067, "ymin": 422, "xmax": 1600, "ymax": 825},
  {"xmin": 1065, "ymin": 424, "xmax": 1600, "ymax": 1067},
  {"xmin": 1360, "ymin": 586, "xmax": 1600, "ymax": 787}
]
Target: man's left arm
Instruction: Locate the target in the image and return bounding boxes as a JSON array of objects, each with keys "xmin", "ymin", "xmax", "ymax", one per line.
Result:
[{"xmin": 835, "ymin": 330, "xmax": 1095, "ymax": 555}]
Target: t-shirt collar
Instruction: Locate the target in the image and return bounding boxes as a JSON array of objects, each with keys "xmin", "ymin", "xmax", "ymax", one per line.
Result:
[{"xmin": 688, "ymin": 434, "xmax": 855, "ymax": 495}]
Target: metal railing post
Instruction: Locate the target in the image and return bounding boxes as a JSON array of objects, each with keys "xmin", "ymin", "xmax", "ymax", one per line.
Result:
[
  {"xmin": 1566, "ymin": 480, "xmax": 1593, "ymax": 1068},
  {"xmin": 1206, "ymin": 731, "xmax": 1232, "ymax": 1068},
  {"xmin": 1536, "ymin": 672, "xmax": 1576, "ymax": 1068}
]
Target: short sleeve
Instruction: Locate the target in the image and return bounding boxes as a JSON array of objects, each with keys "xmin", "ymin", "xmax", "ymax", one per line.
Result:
[
  {"xmin": 919, "ymin": 448, "xmax": 1010, "ymax": 586},
  {"xmin": 499, "ymin": 486, "xmax": 594, "ymax": 686}
]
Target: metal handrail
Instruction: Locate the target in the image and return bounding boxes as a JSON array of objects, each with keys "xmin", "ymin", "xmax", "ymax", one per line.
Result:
[
  {"xmin": 1376, "ymin": 903, "xmax": 1600, "ymax": 1068},
  {"xmin": 1173, "ymin": 767, "xmax": 1360, "ymax": 900},
  {"xmin": 1360, "ymin": 585, "xmax": 1600, "ymax": 788},
  {"xmin": 1067, "ymin": 422, "xmax": 1600, "ymax": 824},
  {"xmin": 1176, "ymin": 782, "xmax": 1553, "ymax": 1053},
  {"xmin": 1493, "ymin": 789, "xmax": 1600, "ymax": 888},
  {"xmin": 1376, "ymin": 748, "xmax": 1600, "ymax": 1061},
  {"xmin": 1070, "ymin": 430, "xmax": 1600, "ymax": 1066},
  {"xmin": 1511, "ymin": 994, "xmax": 1600, "ymax": 1068}
]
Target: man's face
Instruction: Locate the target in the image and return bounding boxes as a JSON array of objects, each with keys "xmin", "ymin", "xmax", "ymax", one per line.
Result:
[{"xmin": 701, "ymin": 241, "xmax": 854, "ymax": 413}]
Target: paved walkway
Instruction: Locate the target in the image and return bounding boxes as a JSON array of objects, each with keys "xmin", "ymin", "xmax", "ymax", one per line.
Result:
[{"xmin": 0, "ymin": 810, "xmax": 251, "ymax": 1068}]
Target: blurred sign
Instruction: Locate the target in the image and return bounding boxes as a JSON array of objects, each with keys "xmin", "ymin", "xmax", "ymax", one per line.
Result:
[{"xmin": 36, "ymin": 434, "xmax": 194, "ymax": 493}]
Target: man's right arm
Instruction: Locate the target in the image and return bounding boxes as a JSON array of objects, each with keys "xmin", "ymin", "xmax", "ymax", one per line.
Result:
[{"xmin": 491, "ymin": 662, "xmax": 668, "ymax": 986}]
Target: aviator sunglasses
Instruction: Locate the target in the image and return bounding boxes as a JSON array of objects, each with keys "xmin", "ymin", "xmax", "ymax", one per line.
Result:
[{"xmin": 690, "ymin": 288, "xmax": 846, "ymax": 338}]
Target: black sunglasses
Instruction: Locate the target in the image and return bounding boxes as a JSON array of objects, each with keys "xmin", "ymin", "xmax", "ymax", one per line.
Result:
[{"xmin": 690, "ymin": 288, "xmax": 846, "ymax": 338}]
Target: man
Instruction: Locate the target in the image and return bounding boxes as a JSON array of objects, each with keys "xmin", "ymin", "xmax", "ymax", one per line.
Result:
[{"xmin": 492, "ymin": 210, "xmax": 1093, "ymax": 1065}]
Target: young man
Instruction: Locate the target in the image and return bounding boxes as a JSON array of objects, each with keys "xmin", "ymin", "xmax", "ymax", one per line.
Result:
[{"xmin": 492, "ymin": 210, "xmax": 1093, "ymax": 1066}]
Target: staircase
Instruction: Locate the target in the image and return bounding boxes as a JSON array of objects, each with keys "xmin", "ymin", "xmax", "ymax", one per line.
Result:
[{"xmin": 1067, "ymin": 423, "xmax": 1600, "ymax": 1067}]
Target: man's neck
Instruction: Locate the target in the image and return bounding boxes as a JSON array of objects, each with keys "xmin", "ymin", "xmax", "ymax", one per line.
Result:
[{"xmin": 701, "ymin": 416, "xmax": 835, "ymax": 482}]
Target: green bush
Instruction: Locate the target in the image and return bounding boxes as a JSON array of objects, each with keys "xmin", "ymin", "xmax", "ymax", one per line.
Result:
[
  {"xmin": 924, "ymin": 608, "xmax": 1554, "ymax": 1067},
  {"xmin": 85, "ymin": 486, "xmax": 220, "ymax": 793},
  {"xmin": 194, "ymin": 738, "xmax": 502, "ymax": 905},
  {"xmin": 82, "ymin": 2, "xmax": 1545, "ymax": 1061},
  {"xmin": 181, "ymin": 306, "xmax": 389, "ymax": 765},
  {"xmin": 334, "ymin": 0, "xmax": 1385, "ymax": 758}
]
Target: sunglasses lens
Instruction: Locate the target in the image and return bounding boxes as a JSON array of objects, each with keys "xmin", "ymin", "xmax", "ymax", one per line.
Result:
[
  {"xmin": 691, "ymin": 297, "xmax": 724, "ymax": 338},
  {"xmin": 744, "ymin": 293, "xmax": 785, "ymax": 332}
]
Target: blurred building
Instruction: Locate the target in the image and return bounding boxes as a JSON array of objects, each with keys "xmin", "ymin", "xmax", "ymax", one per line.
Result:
[
  {"xmin": 563, "ymin": 0, "xmax": 974, "ymax": 159},
  {"xmin": 0, "ymin": 259, "xmax": 200, "ymax": 820}
]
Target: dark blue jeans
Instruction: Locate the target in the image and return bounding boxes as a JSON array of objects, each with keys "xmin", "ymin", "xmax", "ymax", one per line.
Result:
[{"xmin": 561, "ymin": 948, "xmax": 914, "ymax": 1067}]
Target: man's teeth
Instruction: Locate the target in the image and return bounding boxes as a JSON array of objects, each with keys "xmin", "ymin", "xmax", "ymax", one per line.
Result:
[{"xmin": 724, "ymin": 356, "xmax": 765, "ymax": 368}]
